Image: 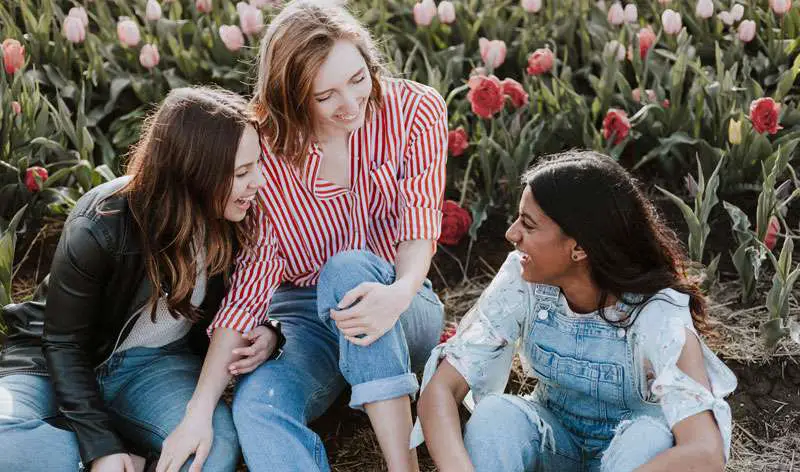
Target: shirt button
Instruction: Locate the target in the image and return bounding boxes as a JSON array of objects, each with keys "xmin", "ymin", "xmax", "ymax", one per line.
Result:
[
  {"xmin": 617, "ymin": 328, "xmax": 626, "ymax": 338},
  {"xmin": 537, "ymin": 309, "xmax": 548, "ymax": 320}
]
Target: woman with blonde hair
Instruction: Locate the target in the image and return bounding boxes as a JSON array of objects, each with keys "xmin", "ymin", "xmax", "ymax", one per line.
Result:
[
  {"xmin": 0, "ymin": 87, "xmax": 274, "ymax": 472},
  {"xmin": 200, "ymin": 1, "xmax": 447, "ymax": 470}
]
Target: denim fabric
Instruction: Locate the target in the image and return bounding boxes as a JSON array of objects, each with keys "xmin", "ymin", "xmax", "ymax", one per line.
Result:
[
  {"xmin": 233, "ymin": 249, "xmax": 444, "ymax": 472},
  {"xmin": 0, "ymin": 338, "xmax": 239, "ymax": 471}
]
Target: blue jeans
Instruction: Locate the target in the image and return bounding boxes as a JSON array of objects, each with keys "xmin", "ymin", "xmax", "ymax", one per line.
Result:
[
  {"xmin": 233, "ymin": 250, "xmax": 444, "ymax": 472},
  {"xmin": 0, "ymin": 338, "xmax": 239, "ymax": 471},
  {"xmin": 464, "ymin": 394, "xmax": 674, "ymax": 472}
]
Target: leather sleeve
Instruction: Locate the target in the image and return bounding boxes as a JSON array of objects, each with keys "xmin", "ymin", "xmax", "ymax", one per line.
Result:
[{"xmin": 42, "ymin": 215, "xmax": 127, "ymax": 465}]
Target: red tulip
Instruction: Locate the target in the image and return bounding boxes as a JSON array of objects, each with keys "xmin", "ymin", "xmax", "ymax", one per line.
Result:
[
  {"xmin": 448, "ymin": 127, "xmax": 469, "ymax": 157},
  {"xmin": 602, "ymin": 108, "xmax": 631, "ymax": 145},
  {"xmin": 25, "ymin": 166, "xmax": 48, "ymax": 192},
  {"xmin": 526, "ymin": 48, "xmax": 554, "ymax": 76},
  {"xmin": 439, "ymin": 200, "xmax": 472, "ymax": 246},
  {"xmin": 466, "ymin": 74, "xmax": 505, "ymax": 119},
  {"xmin": 500, "ymin": 78, "xmax": 529, "ymax": 109},
  {"xmin": 439, "ymin": 321, "xmax": 458, "ymax": 343},
  {"xmin": 764, "ymin": 215, "xmax": 780, "ymax": 251},
  {"xmin": 749, "ymin": 98, "xmax": 782, "ymax": 135}
]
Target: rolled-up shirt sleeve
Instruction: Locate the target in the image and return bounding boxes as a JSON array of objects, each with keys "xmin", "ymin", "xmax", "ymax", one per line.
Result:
[
  {"xmin": 208, "ymin": 200, "xmax": 285, "ymax": 334},
  {"xmin": 397, "ymin": 88, "xmax": 448, "ymax": 248}
]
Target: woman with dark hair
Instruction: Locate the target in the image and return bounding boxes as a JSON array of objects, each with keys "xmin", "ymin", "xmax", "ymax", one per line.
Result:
[
  {"xmin": 0, "ymin": 87, "xmax": 273, "ymax": 472},
  {"xmin": 416, "ymin": 150, "xmax": 736, "ymax": 472}
]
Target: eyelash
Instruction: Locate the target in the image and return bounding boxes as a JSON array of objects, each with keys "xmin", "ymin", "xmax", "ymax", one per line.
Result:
[{"xmin": 316, "ymin": 75, "xmax": 366, "ymax": 102}]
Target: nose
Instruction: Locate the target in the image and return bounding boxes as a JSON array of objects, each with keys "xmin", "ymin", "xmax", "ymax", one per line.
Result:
[
  {"xmin": 340, "ymin": 92, "xmax": 360, "ymax": 114},
  {"xmin": 505, "ymin": 222, "xmax": 519, "ymax": 245}
]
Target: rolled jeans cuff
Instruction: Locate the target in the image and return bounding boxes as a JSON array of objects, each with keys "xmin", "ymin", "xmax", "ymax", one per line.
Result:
[{"xmin": 349, "ymin": 373, "xmax": 419, "ymax": 411}]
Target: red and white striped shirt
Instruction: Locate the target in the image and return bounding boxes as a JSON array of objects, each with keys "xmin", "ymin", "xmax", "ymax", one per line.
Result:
[{"xmin": 210, "ymin": 78, "xmax": 448, "ymax": 333}]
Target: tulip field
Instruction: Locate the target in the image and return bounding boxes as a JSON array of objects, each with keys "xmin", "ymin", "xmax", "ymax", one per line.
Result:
[{"xmin": 1, "ymin": 0, "xmax": 800, "ymax": 470}]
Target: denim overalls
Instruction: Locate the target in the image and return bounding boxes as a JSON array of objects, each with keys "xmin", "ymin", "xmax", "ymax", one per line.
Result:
[{"xmin": 462, "ymin": 285, "xmax": 675, "ymax": 472}]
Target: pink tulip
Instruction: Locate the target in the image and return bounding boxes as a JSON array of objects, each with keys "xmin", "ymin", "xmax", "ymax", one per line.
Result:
[
  {"xmin": 196, "ymin": 0, "xmax": 212, "ymax": 13},
  {"xmin": 68, "ymin": 7, "xmax": 89, "ymax": 27},
  {"xmin": 662, "ymin": 9, "xmax": 682, "ymax": 35},
  {"xmin": 117, "ymin": 18, "xmax": 141, "ymax": 47},
  {"xmin": 11, "ymin": 101, "xmax": 21, "ymax": 115},
  {"xmin": 521, "ymin": 0, "xmax": 543, "ymax": 13},
  {"xmin": 249, "ymin": 0, "xmax": 271, "ymax": 7},
  {"xmin": 605, "ymin": 40, "xmax": 625, "ymax": 61},
  {"xmin": 770, "ymin": 0, "xmax": 791, "ymax": 15},
  {"xmin": 1, "ymin": 39, "xmax": 25, "ymax": 75},
  {"xmin": 730, "ymin": 4, "xmax": 744, "ymax": 21},
  {"xmin": 624, "ymin": 4, "xmax": 638, "ymax": 23},
  {"xmin": 737, "ymin": 20, "xmax": 756, "ymax": 42},
  {"xmin": 146, "ymin": 0, "xmax": 162, "ymax": 21},
  {"xmin": 437, "ymin": 1, "xmax": 456, "ymax": 24},
  {"xmin": 62, "ymin": 15, "xmax": 86, "ymax": 43},
  {"xmin": 607, "ymin": 2, "xmax": 624, "ymax": 25},
  {"xmin": 413, "ymin": 0, "xmax": 436, "ymax": 26},
  {"xmin": 695, "ymin": 0, "xmax": 713, "ymax": 19},
  {"xmin": 139, "ymin": 44, "xmax": 159, "ymax": 69},
  {"xmin": 479, "ymin": 38, "xmax": 507, "ymax": 69},
  {"xmin": 717, "ymin": 11, "xmax": 734, "ymax": 25},
  {"xmin": 237, "ymin": 2, "xmax": 264, "ymax": 35},
  {"xmin": 219, "ymin": 25, "xmax": 245, "ymax": 52}
]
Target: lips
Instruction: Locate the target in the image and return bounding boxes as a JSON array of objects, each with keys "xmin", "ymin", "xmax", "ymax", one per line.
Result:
[{"xmin": 235, "ymin": 194, "xmax": 256, "ymax": 209}]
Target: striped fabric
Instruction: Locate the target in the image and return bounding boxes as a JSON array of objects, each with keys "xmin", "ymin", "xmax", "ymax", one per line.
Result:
[{"xmin": 209, "ymin": 78, "xmax": 448, "ymax": 333}]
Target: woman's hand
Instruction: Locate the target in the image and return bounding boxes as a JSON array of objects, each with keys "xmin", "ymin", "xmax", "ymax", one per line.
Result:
[
  {"xmin": 228, "ymin": 326, "xmax": 278, "ymax": 375},
  {"xmin": 330, "ymin": 281, "xmax": 415, "ymax": 346},
  {"xmin": 91, "ymin": 453, "xmax": 137, "ymax": 472},
  {"xmin": 155, "ymin": 412, "xmax": 213, "ymax": 472}
]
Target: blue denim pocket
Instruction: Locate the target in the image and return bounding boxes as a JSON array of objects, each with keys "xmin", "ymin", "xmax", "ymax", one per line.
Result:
[{"xmin": 531, "ymin": 343, "xmax": 624, "ymax": 406}]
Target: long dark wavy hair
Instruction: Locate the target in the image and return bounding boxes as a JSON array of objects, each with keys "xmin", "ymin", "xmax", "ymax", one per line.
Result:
[
  {"xmin": 110, "ymin": 87, "xmax": 257, "ymax": 322},
  {"xmin": 523, "ymin": 150, "xmax": 711, "ymax": 335}
]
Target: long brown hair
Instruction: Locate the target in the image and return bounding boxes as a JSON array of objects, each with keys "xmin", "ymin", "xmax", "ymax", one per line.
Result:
[
  {"xmin": 523, "ymin": 150, "xmax": 712, "ymax": 336},
  {"xmin": 251, "ymin": 0, "xmax": 385, "ymax": 167},
  {"xmin": 116, "ymin": 87, "xmax": 257, "ymax": 322}
]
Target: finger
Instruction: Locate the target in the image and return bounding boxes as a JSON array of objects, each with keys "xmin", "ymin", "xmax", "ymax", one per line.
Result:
[
  {"xmin": 188, "ymin": 441, "xmax": 211, "ymax": 472},
  {"xmin": 334, "ymin": 318, "xmax": 369, "ymax": 329},
  {"xmin": 339, "ymin": 326, "xmax": 369, "ymax": 337},
  {"xmin": 337, "ymin": 283, "xmax": 373, "ymax": 309},
  {"xmin": 155, "ymin": 455, "xmax": 170, "ymax": 472},
  {"xmin": 229, "ymin": 354, "xmax": 264, "ymax": 373},
  {"xmin": 330, "ymin": 305, "xmax": 365, "ymax": 321},
  {"xmin": 123, "ymin": 454, "xmax": 136, "ymax": 472},
  {"xmin": 242, "ymin": 330, "xmax": 255, "ymax": 341},
  {"xmin": 232, "ymin": 345, "xmax": 257, "ymax": 357},
  {"xmin": 168, "ymin": 448, "xmax": 192, "ymax": 472},
  {"xmin": 345, "ymin": 334, "xmax": 377, "ymax": 346}
]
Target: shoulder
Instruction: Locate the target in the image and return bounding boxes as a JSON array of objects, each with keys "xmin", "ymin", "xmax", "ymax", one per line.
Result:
[
  {"xmin": 477, "ymin": 251, "xmax": 536, "ymax": 321},
  {"xmin": 632, "ymin": 288, "xmax": 693, "ymax": 331},
  {"xmin": 64, "ymin": 176, "xmax": 133, "ymax": 253},
  {"xmin": 381, "ymin": 78, "xmax": 447, "ymax": 126}
]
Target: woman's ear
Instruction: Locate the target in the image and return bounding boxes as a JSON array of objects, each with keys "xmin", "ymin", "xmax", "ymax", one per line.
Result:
[{"xmin": 570, "ymin": 243, "xmax": 588, "ymax": 262}]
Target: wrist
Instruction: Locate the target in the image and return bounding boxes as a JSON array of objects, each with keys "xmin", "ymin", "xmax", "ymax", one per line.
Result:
[
  {"xmin": 391, "ymin": 278, "xmax": 419, "ymax": 302},
  {"xmin": 186, "ymin": 397, "xmax": 216, "ymax": 418}
]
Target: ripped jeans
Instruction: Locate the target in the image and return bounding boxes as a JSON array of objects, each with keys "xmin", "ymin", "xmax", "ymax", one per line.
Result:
[{"xmin": 463, "ymin": 394, "xmax": 674, "ymax": 472}]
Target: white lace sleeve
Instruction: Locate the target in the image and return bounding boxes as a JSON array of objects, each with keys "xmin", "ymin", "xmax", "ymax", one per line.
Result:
[
  {"xmin": 410, "ymin": 251, "xmax": 532, "ymax": 447},
  {"xmin": 634, "ymin": 289, "xmax": 738, "ymax": 461}
]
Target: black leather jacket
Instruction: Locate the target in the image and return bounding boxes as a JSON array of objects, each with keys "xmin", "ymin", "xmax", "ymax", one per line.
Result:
[{"xmin": 0, "ymin": 177, "xmax": 229, "ymax": 466}]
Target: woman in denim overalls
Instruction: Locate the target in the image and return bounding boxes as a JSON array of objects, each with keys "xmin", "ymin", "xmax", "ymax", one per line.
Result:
[{"xmin": 414, "ymin": 151, "xmax": 736, "ymax": 472}]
